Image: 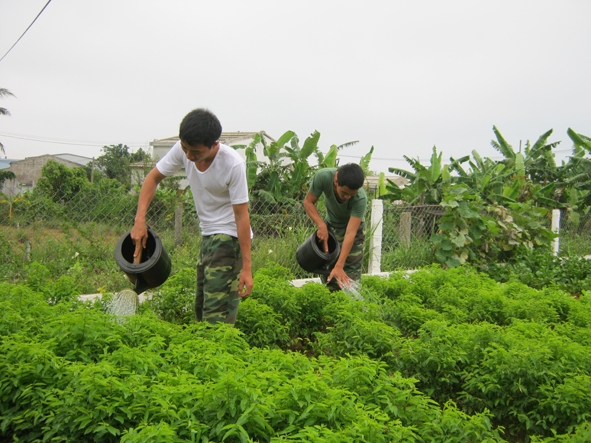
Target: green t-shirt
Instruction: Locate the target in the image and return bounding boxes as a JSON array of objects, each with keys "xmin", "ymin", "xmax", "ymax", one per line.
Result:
[{"xmin": 309, "ymin": 168, "xmax": 368, "ymax": 228}]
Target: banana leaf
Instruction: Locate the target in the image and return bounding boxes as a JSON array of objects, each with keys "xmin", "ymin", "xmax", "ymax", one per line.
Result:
[
  {"xmin": 428, "ymin": 146, "xmax": 442, "ymax": 185},
  {"xmin": 529, "ymin": 129, "xmax": 554, "ymax": 154},
  {"xmin": 567, "ymin": 128, "xmax": 591, "ymax": 153},
  {"xmin": 323, "ymin": 145, "xmax": 338, "ymax": 168},
  {"xmin": 388, "ymin": 167, "xmax": 416, "ymax": 181},
  {"xmin": 502, "ymin": 180, "xmax": 521, "ymax": 201},
  {"xmin": 244, "ymin": 146, "xmax": 258, "ymax": 189},
  {"xmin": 359, "ymin": 146, "xmax": 374, "ymax": 172},
  {"xmin": 300, "ymin": 131, "xmax": 320, "ymax": 160},
  {"xmin": 276, "ymin": 130, "xmax": 296, "ymax": 148},
  {"xmin": 492, "ymin": 125, "xmax": 516, "ymax": 159}
]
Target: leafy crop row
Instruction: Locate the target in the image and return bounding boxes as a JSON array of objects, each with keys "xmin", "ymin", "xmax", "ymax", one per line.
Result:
[
  {"xmin": 2, "ymin": 280, "xmax": 503, "ymax": 442},
  {"xmin": 482, "ymin": 248, "xmax": 591, "ymax": 296},
  {"xmin": 241, "ymin": 265, "xmax": 591, "ymax": 442},
  {"xmin": 2, "ymin": 263, "xmax": 591, "ymax": 442}
]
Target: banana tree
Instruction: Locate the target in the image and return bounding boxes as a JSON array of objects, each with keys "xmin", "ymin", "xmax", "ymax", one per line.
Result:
[
  {"xmin": 0, "ymin": 88, "xmax": 15, "ymax": 157},
  {"xmin": 240, "ymin": 129, "xmax": 375, "ymax": 208},
  {"xmin": 450, "ymin": 151, "xmax": 510, "ymax": 201},
  {"xmin": 377, "ymin": 172, "xmax": 388, "ymax": 197},
  {"xmin": 388, "ymin": 146, "xmax": 453, "ymax": 204},
  {"xmin": 244, "ymin": 130, "xmax": 296, "ymax": 203},
  {"xmin": 317, "ymin": 144, "xmax": 338, "ymax": 169},
  {"xmin": 236, "ymin": 132, "xmax": 263, "ymax": 190},
  {"xmin": 567, "ymin": 128, "xmax": 591, "ymax": 153},
  {"xmin": 0, "ymin": 191, "xmax": 26, "ymax": 220},
  {"xmin": 523, "ymin": 129, "xmax": 560, "ymax": 184},
  {"xmin": 316, "ymin": 140, "xmax": 359, "ymax": 169},
  {"xmin": 565, "ymin": 128, "xmax": 591, "ymax": 213},
  {"xmin": 359, "ymin": 146, "xmax": 374, "ymax": 176},
  {"xmin": 283, "ymin": 130, "xmax": 320, "ymax": 201},
  {"xmin": 491, "ymin": 125, "xmax": 526, "ymax": 185},
  {"xmin": 490, "ymin": 126, "xmax": 564, "ymax": 207}
]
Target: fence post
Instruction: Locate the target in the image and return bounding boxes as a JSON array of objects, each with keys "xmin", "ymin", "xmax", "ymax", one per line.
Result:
[
  {"xmin": 174, "ymin": 204, "xmax": 183, "ymax": 247},
  {"xmin": 551, "ymin": 209, "xmax": 561, "ymax": 256},
  {"xmin": 400, "ymin": 211, "xmax": 411, "ymax": 248},
  {"xmin": 368, "ymin": 199, "xmax": 383, "ymax": 274}
]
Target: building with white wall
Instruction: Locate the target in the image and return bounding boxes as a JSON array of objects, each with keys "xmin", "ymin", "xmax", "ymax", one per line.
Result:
[{"xmin": 130, "ymin": 132, "xmax": 277, "ymax": 188}]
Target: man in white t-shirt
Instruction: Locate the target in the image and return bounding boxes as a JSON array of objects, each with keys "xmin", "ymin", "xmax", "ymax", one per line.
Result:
[{"xmin": 131, "ymin": 108, "xmax": 253, "ymax": 324}]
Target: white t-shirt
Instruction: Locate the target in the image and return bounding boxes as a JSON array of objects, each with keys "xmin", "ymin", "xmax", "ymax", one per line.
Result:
[{"xmin": 156, "ymin": 141, "xmax": 251, "ymax": 237}]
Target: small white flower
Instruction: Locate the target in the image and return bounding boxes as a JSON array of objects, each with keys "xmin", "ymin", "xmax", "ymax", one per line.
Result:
[
  {"xmin": 268, "ymin": 249, "xmax": 273, "ymax": 254},
  {"xmin": 288, "ymin": 226, "xmax": 292, "ymax": 231},
  {"xmin": 73, "ymin": 252, "xmax": 79, "ymax": 259}
]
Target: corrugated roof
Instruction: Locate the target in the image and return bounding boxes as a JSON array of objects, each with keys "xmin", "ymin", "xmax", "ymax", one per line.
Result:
[
  {"xmin": 220, "ymin": 132, "xmax": 276, "ymax": 144},
  {"xmin": 2, "ymin": 154, "xmax": 92, "ymax": 168},
  {"xmin": 150, "ymin": 131, "xmax": 276, "ymax": 146},
  {"xmin": 365, "ymin": 175, "xmax": 408, "ymax": 190},
  {"xmin": 53, "ymin": 153, "xmax": 93, "ymax": 166}
]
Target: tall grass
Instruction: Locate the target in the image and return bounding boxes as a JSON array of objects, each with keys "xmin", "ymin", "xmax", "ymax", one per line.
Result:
[{"xmin": 381, "ymin": 238, "xmax": 436, "ymax": 271}]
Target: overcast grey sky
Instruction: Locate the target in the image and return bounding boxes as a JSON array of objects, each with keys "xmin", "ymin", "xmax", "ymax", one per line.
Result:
[{"xmin": 1, "ymin": 0, "xmax": 590, "ymax": 173}]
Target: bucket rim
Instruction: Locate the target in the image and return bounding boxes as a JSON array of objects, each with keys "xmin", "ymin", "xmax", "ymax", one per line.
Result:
[
  {"xmin": 308, "ymin": 230, "xmax": 340, "ymax": 260},
  {"xmin": 295, "ymin": 230, "xmax": 340, "ymax": 273},
  {"xmin": 114, "ymin": 228, "xmax": 166, "ymax": 274}
]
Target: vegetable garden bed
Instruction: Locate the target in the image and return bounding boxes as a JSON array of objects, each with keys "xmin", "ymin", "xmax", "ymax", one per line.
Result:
[{"xmin": 3, "ymin": 264, "xmax": 591, "ymax": 442}]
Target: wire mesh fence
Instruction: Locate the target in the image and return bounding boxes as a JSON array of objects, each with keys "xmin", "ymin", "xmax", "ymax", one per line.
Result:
[
  {"xmin": 379, "ymin": 204, "xmax": 445, "ymax": 271},
  {"xmin": 0, "ymin": 186, "xmax": 320, "ymax": 281},
  {"xmin": 556, "ymin": 209, "xmax": 591, "ymax": 257},
  {"xmin": 2, "ymin": 184, "xmax": 591, "ymax": 285}
]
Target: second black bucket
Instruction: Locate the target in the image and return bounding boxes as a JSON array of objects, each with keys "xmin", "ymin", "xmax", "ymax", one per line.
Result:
[
  {"xmin": 296, "ymin": 230, "xmax": 341, "ymax": 274},
  {"xmin": 114, "ymin": 227, "xmax": 172, "ymax": 294}
]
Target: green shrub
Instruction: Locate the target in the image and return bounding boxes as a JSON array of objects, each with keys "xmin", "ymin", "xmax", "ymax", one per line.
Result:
[
  {"xmin": 145, "ymin": 267, "xmax": 196, "ymax": 325},
  {"xmin": 382, "ymin": 238, "xmax": 436, "ymax": 271},
  {"xmin": 483, "ymin": 248, "xmax": 591, "ymax": 296},
  {"xmin": 316, "ymin": 317, "xmax": 403, "ymax": 364},
  {"xmin": 235, "ymin": 298, "xmax": 291, "ymax": 349},
  {"xmin": 382, "ymin": 295, "xmax": 444, "ymax": 335}
]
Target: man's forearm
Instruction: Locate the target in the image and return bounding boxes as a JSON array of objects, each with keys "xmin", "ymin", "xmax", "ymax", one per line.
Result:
[
  {"xmin": 335, "ymin": 234, "xmax": 355, "ymax": 268},
  {"xmin": 335, "ymin": 217, "xmax": 362, "ymax": 269},
  {"xmin": 238, "ymin": 231, "xmax": 252, "ymax": 271},
  {"xmin": 134, "ymin": 169, "xmax": 161, "ymax": 224},
  {"xmin": 234, "ymin": 204, "xmax": 252, "ymax": 271},
  {"xmin": 135, "ymin": 191, "xmax": 156, "ymax": 225},
  {"xmin": 303, "ymin": 200, "xmax": 326, "ymax": 229}
]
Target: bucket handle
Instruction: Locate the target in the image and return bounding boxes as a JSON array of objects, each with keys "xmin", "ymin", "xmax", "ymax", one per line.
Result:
[
  {"xmin": 132, "ymin": 247, "xmax": 151, "ymax": 294},
  {"xmin": 312, "ymin": 225, "xmax": 339, "ymax": 275},
  {"xmin": 128, "ymin": 245, "xmax": 149, "ymax": 294}
]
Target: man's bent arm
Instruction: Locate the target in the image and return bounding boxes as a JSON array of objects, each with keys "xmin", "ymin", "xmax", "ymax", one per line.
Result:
[
  {"xmin": 233, "ymin": 202, "xmax": 253, "ymax": 297},
  {"xmin": 303, "ymin": 191, "xmax": 329, "ymax": 252},
  {"xmin": 131, "ymin": 167, "xmax": 166, "ymax": 256},
  {"xmin": 328, "ymin": 216, "xmax": 362, "ymax": 285}
]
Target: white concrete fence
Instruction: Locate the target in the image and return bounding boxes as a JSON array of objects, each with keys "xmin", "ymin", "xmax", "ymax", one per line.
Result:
[{"xmin": 370, "ymin": 204, "xmax": 565, "ymax": 271}]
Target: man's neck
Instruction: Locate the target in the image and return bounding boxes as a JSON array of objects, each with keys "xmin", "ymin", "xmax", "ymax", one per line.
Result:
[{"xmin": 195, "ymin": 144, "xmax": 220, "ymax": 171}]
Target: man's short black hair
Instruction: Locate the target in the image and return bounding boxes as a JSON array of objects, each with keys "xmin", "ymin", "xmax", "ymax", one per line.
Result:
[
  {"xmin": 337, "ymin": 163, "xmax": 365, "ymax": 190},
  {"xmin": 179, "ymin": 108, "xmax": 222, "ymax": 147}
]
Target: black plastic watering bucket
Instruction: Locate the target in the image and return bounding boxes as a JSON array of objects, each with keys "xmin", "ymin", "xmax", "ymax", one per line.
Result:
[
  {"xmin": 114, "ymin": 228, "xmax": 171, "ymax": 294},
  {"xmin": 296, "ymin": 230, "xmax": 341, "ymax": 275}
]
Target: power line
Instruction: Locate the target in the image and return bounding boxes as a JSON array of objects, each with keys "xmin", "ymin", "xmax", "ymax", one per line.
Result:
[
  {"xmin": 339, "ymin": 147, "xmax": 577, "ymax": 163},
  {"xmin": 2, "ymin": 131, "xmax": 578, "ymax": 161},
  {"xmin": 0, "ymin": 0, "xmax": 53, "ymax": 64},
  {"xmin": 0, "ymin": 132, "xmax": 148, "ymax": 148}
]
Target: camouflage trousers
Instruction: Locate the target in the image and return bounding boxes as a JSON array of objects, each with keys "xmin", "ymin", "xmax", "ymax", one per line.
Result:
[
  {"xmin": 195, "ymin": 234, "xmax": 242, "ymax": 325},
  {"xmin": 321, "ymin": 221, "xmax": 365, "ymax": 292}
]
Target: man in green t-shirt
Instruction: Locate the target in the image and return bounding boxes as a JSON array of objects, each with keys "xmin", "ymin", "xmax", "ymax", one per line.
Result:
[{"xmin": 303, "ymin": 163, "xmax": 368, "ymax": 291}]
